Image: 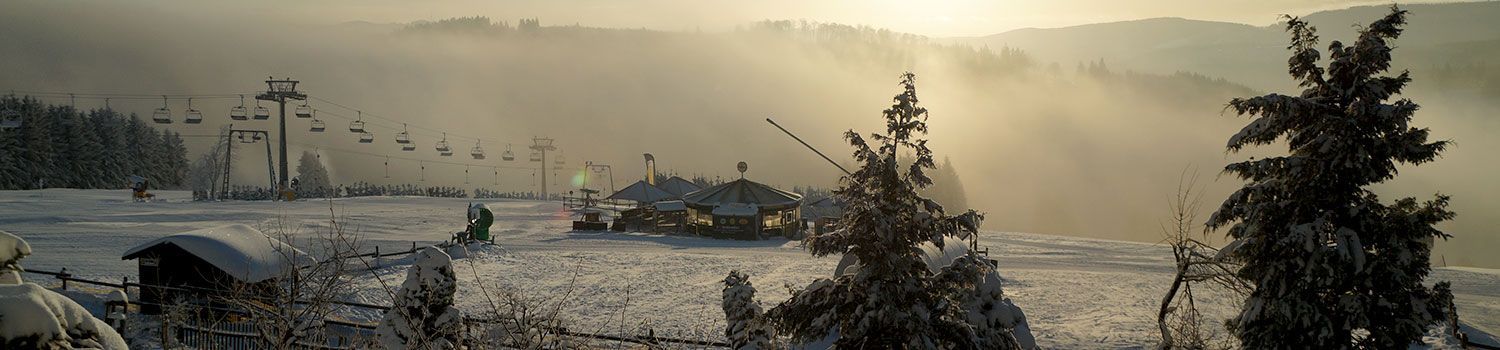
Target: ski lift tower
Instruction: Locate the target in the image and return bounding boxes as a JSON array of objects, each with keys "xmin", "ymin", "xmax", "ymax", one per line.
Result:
[
  {"xmin": 255, "ymin": 77, "xmax": 307, "ymax": 200},
  {"xmin": 529, "ymin": 137, "xmax": 557, "ymax": 199}
]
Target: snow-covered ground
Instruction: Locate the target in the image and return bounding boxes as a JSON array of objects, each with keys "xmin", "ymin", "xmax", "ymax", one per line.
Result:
[{"xmin": 3, "ymin": 189, "xmax": 1497, "ymax": 348}]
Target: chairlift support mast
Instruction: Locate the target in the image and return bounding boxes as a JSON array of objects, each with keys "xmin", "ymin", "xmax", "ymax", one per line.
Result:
[
  {"xmin": 529, "ymin": 137, "xmax": 557, "ymax": 198},
  {"xmin": 255, "ymin": 77, "xmax": 307, "ymax": 197},
  {"xmin": 219, "ymin": 125, "xmax": 277, "ymax": 199}
]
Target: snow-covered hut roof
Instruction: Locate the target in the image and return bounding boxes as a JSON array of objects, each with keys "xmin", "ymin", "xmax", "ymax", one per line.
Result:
[
  {"xmin": 681, "ymin": 178, "xmax": 802, "ymax": 210},
  {"xmin": 655, "ymin": 176, "xmax": 703, "ymax": 197},
  {"xmin": 606, "ymin": 180, "xmax": 675, "ymax": 203},
  {"xmin": 120, "ymin": 224, "xmax": 313, "ymax": 283}
]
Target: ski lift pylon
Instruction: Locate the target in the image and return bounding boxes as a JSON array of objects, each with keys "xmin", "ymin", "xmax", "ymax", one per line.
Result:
[
  {"xmin": 184, "ymin": 98, "xmax": 203, "ymax": 124},
  {"xmin": 152, "ymin": 96, "xmax": 172, "ymax": 124},
  {"xmin": 230, "ymin": 95, "xmax": 248, "ymax": 120}
]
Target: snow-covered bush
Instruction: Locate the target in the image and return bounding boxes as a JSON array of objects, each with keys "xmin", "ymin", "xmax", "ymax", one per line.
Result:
[
  {"xmin": 1209, "ymin": 6, "xmax": 1455, "ymax": 348},
  {"xmin": 0, "ymin": 230, "xmax": 127, "ymax": 349},
  {"xmin": 761, "ymin": 72, "xmax": 1027, "ymax": 348},
  {"xmin": 722, "ymin": 271, "xmax": 773, "ymax": 349},
  {"xmin": 378, "ymin": 246, "xmax": 464, "ymax": 349},
  {"xmin": 1, "ymin": 230, "xmax": 31, "ymax": 285}
]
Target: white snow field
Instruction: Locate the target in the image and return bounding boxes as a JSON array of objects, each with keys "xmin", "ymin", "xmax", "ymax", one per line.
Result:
[{"xmin": 2, "ymin": 189, "xmax": 1497, "ymax": 348}]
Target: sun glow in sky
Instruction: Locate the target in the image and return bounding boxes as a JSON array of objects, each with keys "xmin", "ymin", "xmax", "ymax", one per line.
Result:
[{"xmin": 130, "ymin": 0, "xmax": 1467, "ymax": 36}]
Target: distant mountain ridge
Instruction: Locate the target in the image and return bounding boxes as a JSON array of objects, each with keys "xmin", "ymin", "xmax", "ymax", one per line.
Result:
[{"xmin": 957, "ymin": 1, "xmax": 1500, "ymax": 90}]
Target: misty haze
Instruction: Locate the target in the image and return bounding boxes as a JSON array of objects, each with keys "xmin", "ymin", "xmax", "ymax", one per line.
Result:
[{"xmin": 0, "ymin": 1, "xmax": 1496, "ymax": 349}]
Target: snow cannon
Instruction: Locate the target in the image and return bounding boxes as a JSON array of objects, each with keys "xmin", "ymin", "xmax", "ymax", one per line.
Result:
[{"xmin": 468, "ymin": 203, "xmax": 494, "ymax": 242}]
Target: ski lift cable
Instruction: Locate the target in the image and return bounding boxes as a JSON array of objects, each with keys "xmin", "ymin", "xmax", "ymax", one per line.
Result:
[
  {"xmin": 4, "ymin": 90, "xmax": 249, "ymax": 100},
  {"xmin": 294, "ymin": 142, "xmax": 538, "ymax": 170},
  {"xmin": 306, "ymin": 95, "xmax": 507, "ymax": 146}
]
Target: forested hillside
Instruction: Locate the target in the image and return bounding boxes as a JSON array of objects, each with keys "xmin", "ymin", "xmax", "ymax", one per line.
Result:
[{"xmin": 0, "ymin": 96, "xmax": 188, "ymax": 190}]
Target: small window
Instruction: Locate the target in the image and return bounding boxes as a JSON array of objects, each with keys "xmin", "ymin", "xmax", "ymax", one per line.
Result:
[{"xmin": 140, "ymin": 257, "xmax": 160, "ymax": 267}]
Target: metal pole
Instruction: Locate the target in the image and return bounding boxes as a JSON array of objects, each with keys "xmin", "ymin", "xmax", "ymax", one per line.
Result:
[
  {"xmin": 265, "ymin": 133, "xmax": 276, "ymax": 193},
  {"xmin": 221, "ymin": 128, "xmax": 234, "ymax": 200},
  {"xmin": 277, "ymin": 97, "xmax": 289, "ymax": 196},
  {"xmin": 540, "ymin": 148, "xmax": 547, "ymax": 200},
  {"xmin": 765, "ymin": 118, "xmax": 851, "ymax": 175}
]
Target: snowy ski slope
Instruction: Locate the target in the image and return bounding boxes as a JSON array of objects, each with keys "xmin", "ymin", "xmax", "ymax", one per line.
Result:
[{"xmin": 2, "ymin": 189, "xmax": 1495, "ymax": 348}]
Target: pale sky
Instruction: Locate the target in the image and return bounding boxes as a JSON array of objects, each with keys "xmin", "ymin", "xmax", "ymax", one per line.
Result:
[{"xmin": 136, "ymin": 0, "xmax": 1466, "ymax": 37}]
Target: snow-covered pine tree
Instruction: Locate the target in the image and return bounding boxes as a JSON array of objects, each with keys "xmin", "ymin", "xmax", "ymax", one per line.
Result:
[
  {"xmin": 162, "ymin": 130, "xmax": 188, "ymax": 187},
  {"xmin": 378, "ymin": 246, "xmax": 464, "ymax": 349},
  {"xmin": 1208, "ymin": 7, "xmax": 1455, "ymax": 348},
  {"xmin": 0, "ymin": 98, "xmax": 24, "ymax": 190},
  {"xmin": 53, "ymin": 107, "xmax": 103, "ymax": 188},
  {"xmin": 722, "ymin": 271, "xmax": 773, "ymax": 349},
  {"xmin": 15, "ymin": 97, "xmax": 54, "ymax": 189},
  {"xmin": 764, "ymin": 72, "xmax": 1021, "ymax": 348},
  {"xmin": 296, "ymin": 150, "xmax": 332, "ymax": 198},
  {"xmin": 91, "ymin": 109, "xmax": 129, "ymax": 189}
]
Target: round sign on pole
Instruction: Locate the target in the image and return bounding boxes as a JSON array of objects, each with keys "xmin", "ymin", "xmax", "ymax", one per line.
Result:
[{"xmin": 737, "ymin": 161, "xmax": 748, "ymax": 177}]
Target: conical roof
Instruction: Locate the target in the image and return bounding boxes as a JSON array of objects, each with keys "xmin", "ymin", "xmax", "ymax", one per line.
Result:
[
  {"xmin": 681, "ymin": 178, "xmax": 803, "ymax": 210},
  {"xmin": 606, "ymin": 180, "xmax": 675, "ymax": 203},
  {"xmin": 656, "ymin": 176, "xmax": 703, "ymax": 197}
]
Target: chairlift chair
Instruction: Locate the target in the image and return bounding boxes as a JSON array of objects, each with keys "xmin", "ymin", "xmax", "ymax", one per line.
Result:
[
  {"xmin": 183, "ymin": 98, "xmax": 203, "ymax": 124},
  {"xmin": 0, "ymin": 109, "xmax": 21, "ymax": 129},
  {"xmin": 237, "ymin": 132, "xmax": 262, "ymax": 144},
  {"xmin": 554, "ymin": 152, "xmax": 566, "ymax": 165},
  {"xmin": 435, "ymin": 133, "xmax": 452, "ymax": 153},
  {"xmin": 152, "ymin": 96, "xmax": 172, "ymax": 124},
  {"xmin": 252, "ymin": 100, "xmax": 270, "ymax": 120},
  {"xmin": 470, "ymin": 141, "xmax": 485, "ymax": 160},
  {"xmin": 359, "ymin": 131, "xmax": 374, "ymax": 143},
  {"xmin": 396, "ymin": 124, "xmax": 411, "ymax": 144},
  {"xmin": 501, "ymin": 144, "xmax": 516, "ymax": 161},
  {"xmin": 528, "ymin": 151, "xmax": 542, "ymax": 162},
  {"xmin": 349, "ymin": 111, "xmax": 366, "ymax": 132},
  {"xmin": 230, "ymin": 95, "xmax": 249, "ymax": 121},
  {"xmin": 295, "ymin": 102, "xmax": 312, "ymax": 118},
  {"xmin": 309, "ymin": 113, "xmax": 327, "ymax": 132},
  {"xmin": 402, "ymin": 143, "xmax": 416, "ymax": 152}
]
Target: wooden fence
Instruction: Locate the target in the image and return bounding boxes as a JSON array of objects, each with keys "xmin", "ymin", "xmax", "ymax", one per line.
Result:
[
  {"xmin": 173, "ymin": 320, "xmax": 355, "ymax": 350},
  {"xmin": 22, "ymin": 255, "xmax": 732, "ymax": 348}
]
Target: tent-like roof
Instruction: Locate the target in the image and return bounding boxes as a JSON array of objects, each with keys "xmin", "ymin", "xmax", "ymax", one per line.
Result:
[
  {"xmin": 654, "ymin": 200, "xmax": 687, "ymax": 212},
  {"xmin": 655, "ymin": 176, "xmax": 703, "ymax": 197},
  {"xmin": 681, "ymin": 178, "xmax": 803, "ymax": 210},
  {"xmin": 606, "ymin": 180, "xmax": 675, "ymax": 203},
  {"xmin": 121, "ymin": 224, "xmax": 313, "ymax": 283}
]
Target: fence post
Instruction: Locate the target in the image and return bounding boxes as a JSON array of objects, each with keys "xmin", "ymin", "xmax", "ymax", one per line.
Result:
[
  {"xmin": 59, "ymin": 267, "xmax": 69, "ymax": 290},
  {"xmin": 411, "ymin": 241, "xmax": 417, "ymax": 254},
  {"xmin": 373, "ymin": 246, "xmax": 381, "ymax": 268}
]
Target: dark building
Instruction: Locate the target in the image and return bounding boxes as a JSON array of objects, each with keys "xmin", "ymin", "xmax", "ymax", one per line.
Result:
[
  {"xmin": 682, "ymin": 177, "xmax": 803, "ymax": 240},
  {"xmin": 121, "ymin": 224, "xmax": 311, "ymax": 314}
]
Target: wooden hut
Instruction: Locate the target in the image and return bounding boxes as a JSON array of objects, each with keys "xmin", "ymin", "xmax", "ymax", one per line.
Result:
[
  {"xmin": 681, "ymin": 177, "xmax": 803, "ymax": 240},
  {"xmin": 121, "ymin": 224, "xmax": 312, "ymax": 314}
]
